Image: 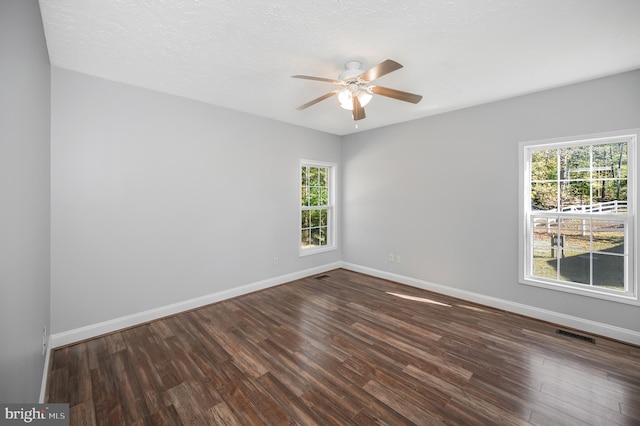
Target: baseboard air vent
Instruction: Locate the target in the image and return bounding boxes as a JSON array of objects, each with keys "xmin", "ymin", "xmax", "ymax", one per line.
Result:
[
  {"xmin": 314, "ymin": 274, "xmax": 330, "ymax": 280},
  {"xmin": 556, "ymin": 329, "xmax": 596, "ymax": 344}
]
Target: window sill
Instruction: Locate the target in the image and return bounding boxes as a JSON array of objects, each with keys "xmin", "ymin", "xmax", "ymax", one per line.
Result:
[{"xmin": 299, "ymin": 245, "xmax": 337, "ymax": 257}]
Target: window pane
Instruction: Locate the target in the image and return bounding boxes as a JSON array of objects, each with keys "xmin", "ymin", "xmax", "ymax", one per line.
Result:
[
  {"xmin": 612, "ymin": 142, "xmax": 629, "ymax": 180},
  {"xmin": 532, "ymin": 219, "xmax": 557, "ymax": 248},
  {"xmin": 307, "ymin": 187, "xmax": 319, "ymax": 206},
  {"xmin": 592, "ymin": 220, "xmax": 624, "ymax": 254},
  {"xmin": 301, "ymin": 229, "xmax": 310, "ymax": 247},
  {"xmin": 531, "ymin": 182, "xmax": 558, "ymax": 210},
  {"xmin": 320, "ymin": 209, "xmax": 327, "ymax": 226},
  {"xmin": 310, "ymin": 227, "xmax": 326, "ymax": 247},
  {"xmin": 531, "ymin": 149, "xmax": 558, "ymax": 181},
  {"xmin": 310, "ymin": 209, "xmax": 321, "ymax": 227},
  {"xmin": 557, "ymin": 250, "xmax": 590, "ymax": 285},
  {"xmin": 560, "ymin": 146, "xmax": 590, "ymax": 181},
  {"xmin": 596, "ymin": 180, "xmax": 628, "ymax": 212},
  {"xmin": 308, "ymin": 167, "xmax": 318, "ymax": 183},
  {"xmin": 301, "ymin": 210, "xmax": 310, "ymax": 228},
  {"xmin": 567, "ymin": 169, "xmax": 590, "ymax": 180},
  {"xmin": 592, "ymin": 142, "xmax": 628, "ymax": 207},
  {"xmin": 592, "ymin": 254, "xmax": 624, "ymax": 290},
  {"xmin": 559, "ymin": 218, "xmax": 589, "ymax": 251},
  {"xmin": 319, "ymin": 187, "xmax": 328, "ymax": 205},
  {"xmin": 533, "ymin": 248, "xmax": 557, "ymax": 280},
  {"xmin": 318, "ymin": 167, "xmax": 327, "ymax": 186},
  {"xmin": 531, "ymin": 216, "xmax": 559, "ymax": 281},
  {"xmin": 301, "ymin": 186, "xmax": 309, "ymax": 206},
  {"xmin": 592, "ymin": 142, "xmax": 627, "ymax": 174},
  {"xmin": 319, "ymin": 227, "xmax": 327, "ymax": 246},
  {"xmin": 560, "ymin": 181, "xmax": 590, "ymax": 211}
]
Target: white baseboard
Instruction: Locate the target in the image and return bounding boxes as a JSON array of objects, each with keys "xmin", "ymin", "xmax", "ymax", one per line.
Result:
[
  {"xmin": 341, "ymin": 262, "xmax": 640, "ymax": 346},
  {"xmin": 49, "ymin": 262, "xmax": 342, "ymax": 349}
]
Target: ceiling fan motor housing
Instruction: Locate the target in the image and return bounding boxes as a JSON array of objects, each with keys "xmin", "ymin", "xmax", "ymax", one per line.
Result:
[{"xmin": 339, "ymin": 61, "xmax": 365, "ymax": 81}]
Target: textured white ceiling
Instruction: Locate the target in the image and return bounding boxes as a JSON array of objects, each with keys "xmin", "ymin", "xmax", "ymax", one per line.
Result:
[{"xmin": 39, "ymin": 0, "xmax": 640, "ymax": 135}]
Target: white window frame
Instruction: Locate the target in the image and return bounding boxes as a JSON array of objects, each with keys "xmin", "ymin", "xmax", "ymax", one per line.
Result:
[
  {"xmin": 299, "ymin": 160, "xmax": 337, "ymax": 256},
  {"xmin": 519, "ymin": 130, "xmax": 638, "ymax": 305}
]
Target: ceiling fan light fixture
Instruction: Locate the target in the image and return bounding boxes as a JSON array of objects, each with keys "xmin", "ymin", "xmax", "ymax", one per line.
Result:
[{"xmin": 338, "ymin": 89, "xmax": 372, "ymax": 110}]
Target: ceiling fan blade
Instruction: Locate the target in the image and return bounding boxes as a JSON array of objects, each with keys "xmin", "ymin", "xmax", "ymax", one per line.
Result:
[
  {"xmin": 296, "ymin": 90, "xmax": 340, "ymax": 110},
  {"xmin": 358, "ymin": 59, "xmax": 403, "ymax": 82},
  {"xmin": 292, "ymin": 75, "xmax": 343, "ymax": 85},
  {"xmin": 352, "ymin": 95, "xmax": 366, "ymax": 121},
  {"xmin": 371, "ymin": 86, "xmax": 423, "ymax": 104}
]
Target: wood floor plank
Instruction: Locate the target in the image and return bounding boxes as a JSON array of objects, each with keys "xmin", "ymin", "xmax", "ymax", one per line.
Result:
[
  {"xmin": 207, "ymin": 401, "xmax": 241, "ymax": 425},
  {"xmin": 67, "ymin": 343, "xmax": 92, "ymax": 406},
  {"xmin": 47, "ymin": 269, "xmax": 640, "ymax": 425},
  {"xmin": 255, "ymin": 372, "xmax": 319, "ymax": 425},
  {"xmin": 362, "ymin": 379, "xmax": 446, "ymax": 425},
  {"xmin": 89, "ymin": 351, "xmax": 125, "ymax": 424},
  {"xmin": 68, "ymin": 400, "xmax": 97, "ymax": 426},
  {"xmin": 111, "ymin": 349, "xmax": 153, "ymax": 424},
  {"xmin": 46, "ymin": 366, "xmax": 68, "ymax": 405},
  {"xmin": 540, "ymin": 381, "xmax": 628, "ymax": 424}
]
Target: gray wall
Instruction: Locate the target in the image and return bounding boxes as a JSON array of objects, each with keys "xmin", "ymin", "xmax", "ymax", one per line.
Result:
[
  {"xmin": 0, "ymin": 0, "xmax": 51, "ymax": 402},
  {"xmin": 342, "ymin": 70, "xmax": 640, "ymax": 333},
  {"xmin": 50, "ymin": 68, "xmax": 342, "ymax": 333}
]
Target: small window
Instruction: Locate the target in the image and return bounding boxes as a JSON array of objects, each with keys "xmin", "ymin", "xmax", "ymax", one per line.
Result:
[
  {"xmin": 519, "ymin": 130, "xmax": 637, "ymax": 304},
  {"xmin": 300, "ymin": 160, "xmax": 336, "ymax": 255}
]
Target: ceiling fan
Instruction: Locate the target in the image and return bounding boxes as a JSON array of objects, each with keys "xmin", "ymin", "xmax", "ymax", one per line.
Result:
[{"xmin": 292, "ymin": 59, "xmax": 422, "ymax": 121}]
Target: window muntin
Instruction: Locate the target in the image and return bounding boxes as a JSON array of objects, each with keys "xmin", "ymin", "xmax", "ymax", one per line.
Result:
[
  {"xmin": 521, "ymin": 131, "xmax": 637, "ymax": 303},
  {"xmin": 300, "ymin": 161, "xmax": 336, "ymax": 255}
]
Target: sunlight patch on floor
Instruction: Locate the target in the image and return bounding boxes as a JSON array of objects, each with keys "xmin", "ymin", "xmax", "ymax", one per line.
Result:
[
  {"xmin": 386, "ymin": 292, "xmax": 451, "ymax": 307},
  {"xmin": 456, "ymin": 304, "xmax": 489, "ymax": 313}
]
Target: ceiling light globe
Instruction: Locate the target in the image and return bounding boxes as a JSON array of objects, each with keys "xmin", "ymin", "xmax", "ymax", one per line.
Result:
[
  {"xmin": 358, "ymin": 91, "xmax": 372, "ymax": 107},
  {"xmin": 338, "ymin": 89, "xmax": 372, "ymax": 110},
  {"xmin": 338, "ymin": 90, "xmax": 353, "ymax": 110}
]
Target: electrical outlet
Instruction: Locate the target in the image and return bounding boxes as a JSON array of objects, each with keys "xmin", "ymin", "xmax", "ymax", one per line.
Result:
[
  {"xmin": 395, "ymin": 255, "xmax": 401, "ymax": 263},
  {"xmin": 388, "ymin": 254, "xmax": 394, "ymax": 262},
  {"xmin": 272, "ymin": 257, "xmax": 279, "ymax": 266}
]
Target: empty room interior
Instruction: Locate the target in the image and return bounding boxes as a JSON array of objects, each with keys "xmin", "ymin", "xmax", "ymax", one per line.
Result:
[{"xmin": 2, "ymin": 0, "xmax": 640, "ymax": 424}]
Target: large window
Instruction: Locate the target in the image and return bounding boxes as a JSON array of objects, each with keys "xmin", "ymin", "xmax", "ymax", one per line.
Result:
[
  {"xmin": 300, "ymin": 160, "xmax": 336, "ymax": 255},
  {"xmin": 519, "ymin": 130, "xmax": 637, "ymax": 304}
]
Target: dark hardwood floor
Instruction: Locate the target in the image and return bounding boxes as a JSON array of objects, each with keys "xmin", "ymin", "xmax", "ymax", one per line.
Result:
[{"xmin": 47, "ymin": 269, "xmax": 640, "ymax": 425}]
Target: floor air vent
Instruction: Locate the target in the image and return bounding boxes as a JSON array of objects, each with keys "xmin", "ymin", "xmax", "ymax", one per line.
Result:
[
  {"xmin": 314, "ymin": 274, "xmax": 330, "ymax": 280},
  {"xmin": 556, "ymin": 329, "xmax": 596, "ymax": 344}
]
